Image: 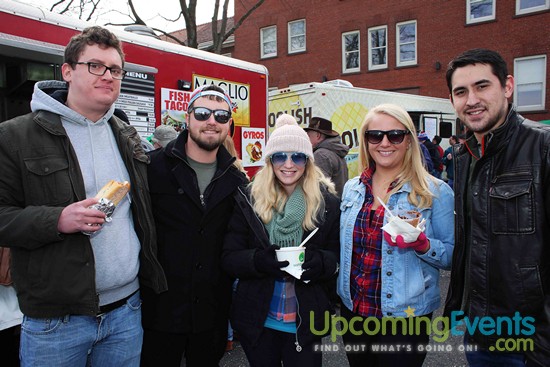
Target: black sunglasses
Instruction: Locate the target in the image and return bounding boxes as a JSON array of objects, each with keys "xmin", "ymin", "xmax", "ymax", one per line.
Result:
[
  {"xmin": 270, "ymin": 152, "xmax": 308, "ymax": 167},
  {"xmin": 365, "ymin": 130, "xmax": 410, "ymax": 145},
  {"xmin": 189, "ymin": 107, "xmax": 232, "ymax": 124}
]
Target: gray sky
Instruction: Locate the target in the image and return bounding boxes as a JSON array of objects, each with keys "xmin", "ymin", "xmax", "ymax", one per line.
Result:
[{"xmin": 18, "ymin": 0, "xmax": 234, "ymax": 32}]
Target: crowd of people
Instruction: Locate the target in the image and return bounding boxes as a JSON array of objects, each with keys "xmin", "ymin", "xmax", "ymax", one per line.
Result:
[{"xmin": 0, "ymin": 25, "xmax": 548, "ymax": 367}]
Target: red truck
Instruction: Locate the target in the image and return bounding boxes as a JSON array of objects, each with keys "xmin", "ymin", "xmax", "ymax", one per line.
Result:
[{"xmin": 0, "ymin": 0, "xmax": 269, "ymax": 176}]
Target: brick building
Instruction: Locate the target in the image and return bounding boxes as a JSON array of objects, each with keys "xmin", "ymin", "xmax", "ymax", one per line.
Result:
[{"xmin": 233, "ymin": 0, "xmax": 550, "ymax": 121}]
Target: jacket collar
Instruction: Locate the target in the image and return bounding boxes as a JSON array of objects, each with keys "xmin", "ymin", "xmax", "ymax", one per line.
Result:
[
  {"xmin": 461, "ymin": 104, "xmax": 521, "ymax": 159},
  {"xmin": 164, "ymin": 129, "xmax": 236, "ymax": 171}
]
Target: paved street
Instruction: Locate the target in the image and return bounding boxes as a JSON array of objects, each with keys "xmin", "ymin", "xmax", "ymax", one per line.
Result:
[{"xmin": 219, "ymin": 271, "xmax": 467, "ymax": 367}]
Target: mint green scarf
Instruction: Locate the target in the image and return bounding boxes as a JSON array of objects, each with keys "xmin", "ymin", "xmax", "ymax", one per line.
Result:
[{"xmin": 265, "ymin": 186, "xmax": 306, "ymax": 248}]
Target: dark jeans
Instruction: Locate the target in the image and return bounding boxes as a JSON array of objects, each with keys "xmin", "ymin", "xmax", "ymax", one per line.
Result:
[
  {"xmin": 464, "ymin": 334, "xmax": 526, "ymax": 366},
  {"xmin": 240, "ymin": 327, "xmax": 322, "ymax": 367},
  {"xmin": 141, "ymin": 327, "xmax": 226, "ymax": 367},
  {"xmin": 340, "ymin": 306, "xmax": 431, "ymax": 367}
]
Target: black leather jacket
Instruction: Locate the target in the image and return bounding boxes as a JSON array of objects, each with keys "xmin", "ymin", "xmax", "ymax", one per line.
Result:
[{"xmin": 444, "ymin": 106, "xmax": 550, "ymax": 366}]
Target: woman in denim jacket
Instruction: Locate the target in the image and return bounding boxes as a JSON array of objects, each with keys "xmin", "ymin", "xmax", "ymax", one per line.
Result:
[{"xmin": 337, "ymin": 104, "xmax": 454, "ymax": 367}]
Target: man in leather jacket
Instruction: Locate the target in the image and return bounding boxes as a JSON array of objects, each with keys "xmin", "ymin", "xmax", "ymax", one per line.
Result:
[{"xmin": 444, "ymin": 48, "xmax": 550, "ymax": 366}]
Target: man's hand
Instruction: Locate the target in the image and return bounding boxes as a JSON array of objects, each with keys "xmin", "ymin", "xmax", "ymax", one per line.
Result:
[{"xmin": 57, "ymin": 198, "xmax": 106, "ymax": 234}]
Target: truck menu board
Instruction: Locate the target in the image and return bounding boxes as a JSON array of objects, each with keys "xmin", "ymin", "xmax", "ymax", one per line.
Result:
[{"xmin": 115, "ymin": 71, "xmax": 156, "ymax": 137}]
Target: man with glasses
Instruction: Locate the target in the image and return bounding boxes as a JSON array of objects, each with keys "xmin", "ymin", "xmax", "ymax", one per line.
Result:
[
  {"xmin": 141, "ymin": 85, "xmax": 249, "ymax": 366},
  {"xmin": 0, "ymin": 26, "xmax": 167, "ymax": 366}
]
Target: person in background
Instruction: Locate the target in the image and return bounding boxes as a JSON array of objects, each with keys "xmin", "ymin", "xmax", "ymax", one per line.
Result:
[
  {"xmin": 418, "ymin": 132, "xmax": 442, "ymax": 178},
  {"xmin": 304, "ymin": 117, "xmax": 349, "ymax": 198},
  {"xmin": 141, "ymin": 85, "xmax": 249, "ymax": 367},
  {"xmin": 151, "ymin": 124, "xmax": 178, "ymax": 149},
  {"xmin": 0, "ymin": 26, "xmax": 166, "ymax": 366},
  {"xmin": 338, "ymin": 104, "xmax": 454, "ymax": 367},
  {"xmin": 432, "ymin": 135, "xmax": 445, "ymax": 171},
  {"xmin": 444, "ymin": 48, "xmax": 550, "ymax": 366},
  {"xmin": 419, "ymin": 141, "xmax": 434, "ymax": 173},
  {"xmin": 442, "ymin": 135, "xmax": 458, "ymax": 189},
  {"xmin": 222, "ymin": 114, "xmax": 340, "ymax": 367}
]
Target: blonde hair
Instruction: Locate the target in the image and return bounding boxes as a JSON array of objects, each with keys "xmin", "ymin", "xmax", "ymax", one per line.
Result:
[
  {"xmin": 358, "ymin": 103, "xmax": 435, "ymax": 208},
  {"xmin": 223, "ymin": 136, "xmax": 249, "ymax": 179},
  {"xmin": 250, "ymin": 159, "xmax": 335, "ymax": 230}
]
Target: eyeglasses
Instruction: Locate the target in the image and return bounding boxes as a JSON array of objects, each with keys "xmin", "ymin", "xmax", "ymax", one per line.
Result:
[
  {"xmin": 75, "ymin": 62, "xmax": 126, "ymax": 80},
  {"xmin": 365, "ymin": 130, "xmax": 410, "ymax": 145},
  {"xmin": 270, "ymin": 152, "xmax": 308, "ymax": 167},
  {"xmin": 188, "ymin": 107, "xmax": 232, "ymax": 124}
]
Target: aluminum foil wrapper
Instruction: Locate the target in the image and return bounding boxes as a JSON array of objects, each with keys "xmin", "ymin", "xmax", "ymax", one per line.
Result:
[{"xmin": 81, "ymin": 198, "xmax": 116, "ymax": 236}]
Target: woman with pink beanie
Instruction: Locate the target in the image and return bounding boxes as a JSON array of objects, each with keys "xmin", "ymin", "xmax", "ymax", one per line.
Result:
[{"xmin": 222, "ymin": 114, "xmax": 340, "ymax": 367}]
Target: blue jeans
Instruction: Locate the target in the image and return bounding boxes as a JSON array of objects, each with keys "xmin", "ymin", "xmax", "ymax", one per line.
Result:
[
  {"xmin": 20, "ymin": 291, "xmax": 142, "ymax": 367},
  {"xmin": 464, "ymin": 335, "xmax": 526, "ymax": 367}
]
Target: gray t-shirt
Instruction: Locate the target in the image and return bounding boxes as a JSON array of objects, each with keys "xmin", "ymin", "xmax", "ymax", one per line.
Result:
[{"xmin": 187, "ymin": 156, "xmax": 217, "ymax": 195}]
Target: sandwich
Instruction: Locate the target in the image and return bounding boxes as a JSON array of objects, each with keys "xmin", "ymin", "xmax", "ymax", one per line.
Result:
[{"xmin": 95, "ymin": 180, "xmax": 131, "ymax": 206}]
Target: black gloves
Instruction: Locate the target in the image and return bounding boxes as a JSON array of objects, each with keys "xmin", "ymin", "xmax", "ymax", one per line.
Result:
[
  {"xmin": 254, "ymin": 245, "xmax": 289, "ymax": 277},
  {"xmin": 301, "ymin": 249, "xmax": 324, "ymax": 281}
]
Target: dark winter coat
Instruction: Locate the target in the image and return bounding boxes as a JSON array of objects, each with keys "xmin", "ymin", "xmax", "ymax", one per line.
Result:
[
  {"xmin": 141, "ymin": 130, "xmax": 248, "ymax": 334},
  {"xmin": 313, "ymin": 136, "xmax": 349, "ymax": 198},
  {"xmin": 222, "ymin": 185, "xmax": 340, "ymax": 348},
  {"xmin": 0, "ymin": 110, "xmax": 166, "ymax": 318}
]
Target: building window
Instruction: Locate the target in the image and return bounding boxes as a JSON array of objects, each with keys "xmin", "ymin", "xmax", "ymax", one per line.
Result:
[
  {"xmin": 368, "ymin": 25, "xmax": 388, "ymax": 70},
  {"xmin": 260, "ymin": 26, "xmax": 277, "ymax": 59},
  {"xmin": 288, "ymin": 19, "xmax": 306, "ymax": 54},
  {"xmin": 467, "ymin": 0, "xmax": 496, "ymax": 24},
  {"xmin": 342, "ymin": 31, "xmax": 360, "ymax": 73},
  {"xmin": 514, "ymin": 55, "xmax": 546, "ymax": 112},
  {"xmin": 516, "ymin": 0, "xmax": 549, "ymax": 15},
  {"xmin": 396, "ymin": 20, "xmax": 416, "ymax": 67}
]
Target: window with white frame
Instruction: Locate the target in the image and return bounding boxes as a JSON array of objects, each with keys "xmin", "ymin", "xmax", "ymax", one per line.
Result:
[
  {"xmin": 368, "ymin": 25, "xmax": 388, "ymax": 70},
  {"xmin": 260, "ymin": 26, "xmax": 277, "ymax": 59},
  {"xmin": 342, "ymin": 31, "xmax": 360, "ymax": 73},
  {"xmin": 514, "ymin": 55, "xmax": 547, "ymax": 111},
  {"xmin": 288, "ymin": 19, "xmax": 306, "ymax": 54},
  {"xmin": 516, "ymin": 0, "xmax": 549, "ymax": 15},
  {"xmin": 396, "ymin": 21, "xmax": 416, "ymax": 67},
  {"xmin": 467, "ymin": 0, "xmax": 496, "ymax": 24}
]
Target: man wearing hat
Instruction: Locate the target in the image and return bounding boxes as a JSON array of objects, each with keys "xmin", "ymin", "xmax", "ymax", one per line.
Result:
[
  {"xmin": 151, "ymin": 124, "xmax": 178, "ymax": 149},
  {"xmin": 141, "ymin": 85, "xmax": 249, "ymax": 366},
  {"xmin": 304, "ymin": 117, "xmax": 349, "ymax": 197}
]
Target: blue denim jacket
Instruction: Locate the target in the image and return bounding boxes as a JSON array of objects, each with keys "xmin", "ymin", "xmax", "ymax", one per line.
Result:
[{"xmin": 337, "ymin": 176, "xmax": 454, "ymax": 317}]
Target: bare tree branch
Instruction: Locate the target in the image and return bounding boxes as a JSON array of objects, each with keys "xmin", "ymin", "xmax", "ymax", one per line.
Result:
[
  {"xmin": 51, "ymin": 0, "xmax": 74, "ymax": 15},
  {"xmin": 84, "ymin": 0, "xmax": 101, "ymax": 22},
  {"xmin": 45, "ymin": 0, "xmax": 266, "ymax": 55},
  {"xmin": 128, "ymin": 0, "xmax": 146, "ymax": 25},
  {"xmin": 227, "ymin": 0, "xmax": 266, "ymax": 39},
  {"xmin": 180, "ymin": 0, "xmax": 198, "ymax": 48}
]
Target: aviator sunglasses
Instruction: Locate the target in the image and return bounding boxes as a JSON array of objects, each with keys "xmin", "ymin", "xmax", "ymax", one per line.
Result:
[
  {"xmin": 365, "ymin": 129, "xmax": 410, "ymax": 145},
  {"xmin": 188, "ymin": 107, "xmax": 232, "ymax": 124},
  {"xmin": 270, "ymin": 152, "xmax": 308, "ymax": 167}
]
